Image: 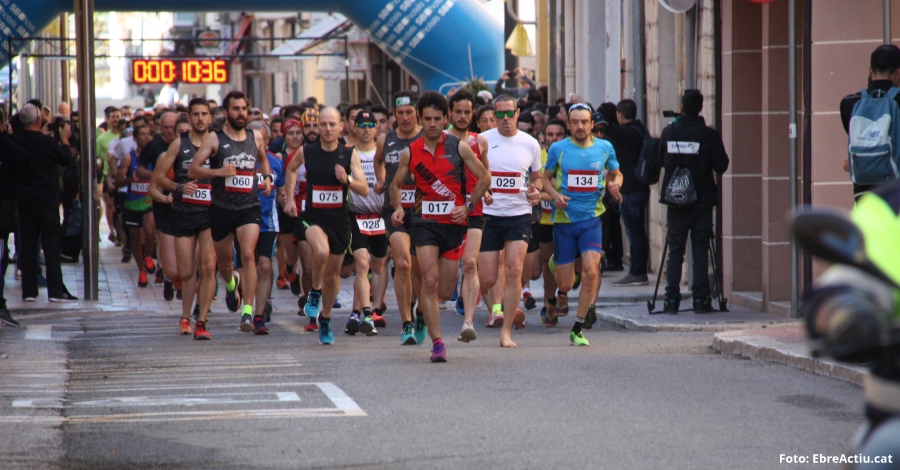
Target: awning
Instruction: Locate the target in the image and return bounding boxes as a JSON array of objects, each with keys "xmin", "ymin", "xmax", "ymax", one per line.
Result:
[
  {"xmin": 227, "ymin": 15, "xmax": 253, "ymax": 56},
  {"xmin": 270, "ymin": 13, "xmax": 350, "ymax": 57}
]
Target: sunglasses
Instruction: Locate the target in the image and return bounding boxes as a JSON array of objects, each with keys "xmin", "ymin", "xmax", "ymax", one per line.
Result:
[
  {"xmin": 569, "ymin": 103, "xmax": 592, "ymax": 113},
  {"xmin": 356, "ymin": 122, "xmax": 376, "ymax": 128},
  {"xmin": 494, "ymin": 110, "xmax": 516, "ymax": 119}
]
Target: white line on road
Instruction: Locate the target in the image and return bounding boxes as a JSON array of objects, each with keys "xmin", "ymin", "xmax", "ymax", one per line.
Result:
[
  {"xmin": 24, "ymin": 325, "xmax": 54, "ymax": 340},
  {"xmin": 316, "ymin": 382, "xmax": 365, "ymax": 416},
  {"xmin": 276, "ymin": 392, "xmax": 301, "ymax": 402}
]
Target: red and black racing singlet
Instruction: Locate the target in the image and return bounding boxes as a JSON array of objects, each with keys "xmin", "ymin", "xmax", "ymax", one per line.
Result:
[
  {"xmin": 409, "ymin": 133, "xmax": 467, "ymax": 225},
  {"xmin": 463, "ymin": 131, "xmax": 483, "ymax": 217}
]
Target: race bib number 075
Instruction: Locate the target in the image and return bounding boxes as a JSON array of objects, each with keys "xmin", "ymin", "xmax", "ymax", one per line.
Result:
[{"xmin": 312, "ymin": 185, "xmax": 343, "ymax": 209}]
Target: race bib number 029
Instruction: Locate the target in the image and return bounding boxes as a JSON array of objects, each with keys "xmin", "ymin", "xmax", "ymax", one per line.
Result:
[
  {"xmin": 356, "ymin": 215, "xmax": 385, "ymax": 236},
  {"xmin": 312, "ymin": 185, "xmax": 343, "ymax": 209},
  {"xmin": 130, "ymin": 180, "xmax": 149, "ymax": 196},
  {"xmin": 184, "ymin": 184, "xmax": 212, "ymax": 206},
  {"xmin": 401, "ymin": 184, "xmax": 416, "ymax": 209},
  {"xmin": 567, "ymin": 170, "xmax": 599, "ymax": 193},
  {"xmin": 225, "ymin": 170, "xmax": 254, "ymax": 193},
  {"xmin": 421, "ymin": 198, "xmax": 454, "ymax": 220},
  {"xmin": 491, "ymin": 171, "xmax": 525, "ymax": 193}
]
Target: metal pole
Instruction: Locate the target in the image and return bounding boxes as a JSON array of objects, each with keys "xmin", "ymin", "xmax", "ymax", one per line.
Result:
[
  {"xmin": 685, "ymin": 3, "xmax": 697, "ymax": 90},
  {"xmin": 885, "ymin": 0, "xmax": 892, "ymax": 44},
  {"xmin": 60, "ymin": 14, "xmax": 70, "ymax": 105},
  {"xmin": 548, "ymin": 0, "xmax": 558, "ymax": 102},
  {"xmin": 789, "ymin": 0, "xmax": 798, "ymax": 318},
  {"xmin": 75, "ymin": 0, "xmax": 98, "ymax": 301},
  {"xmin": 344, "ymin": 36, "xmax": 350, "ymax": 102},
  {"xmin": 632, "ymin": 0, "xmax": 645, "ymax": 122}
]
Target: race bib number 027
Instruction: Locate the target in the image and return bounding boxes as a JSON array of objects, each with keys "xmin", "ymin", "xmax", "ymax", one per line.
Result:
[
  {"xmin": 312, "ymin": 185, "xmax": 343, "ymax": 209},
  {"xmin": 491, "ymin": 171, "xmax": 525, "ymax": 193},
  {"xmin": 567, "ymin": 170, "xmax": 599, "ymax": 193},
  {"xmin": 401, "ymin": 184, "xmax": 416, "ymax": 209},
  {"xmin": 225, "ymin": 170, "xmax": 254, "ymax": 193},
  {"xmin": 356, "ymin": 215, "xmax": 385, "ymax": 236}
]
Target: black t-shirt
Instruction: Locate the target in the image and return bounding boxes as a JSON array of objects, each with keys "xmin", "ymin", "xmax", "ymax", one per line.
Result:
[
  {"xmin": 604, "ymin": 120, "xmax": 650, "ymax": 194},
  {"xmin": 138, "ymin": 136, "xmax": 172, "ymax": 169}
]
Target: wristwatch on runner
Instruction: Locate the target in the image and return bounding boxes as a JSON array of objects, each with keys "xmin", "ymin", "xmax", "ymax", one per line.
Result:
[{"xmin": 465, "ymin": 200, "xmax": 475, "ymax": 211}]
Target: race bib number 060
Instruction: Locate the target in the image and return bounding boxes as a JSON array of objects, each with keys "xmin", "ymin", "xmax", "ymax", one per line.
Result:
[
  {"xmin": 356, "ymin": 215, "xmax": 386, "ymax": 236},
  {"xmin": 225, "ymin": 170, "xmax": 255, "ymax": 193},
  {"xmin": 312, "ymin": 185, "xmax": 343, "ymax": 209},
  {"xmin": 491, "ymin": 171, "xmax": 525, "ymax": 193},
  {"xmin": 567, "ymin": 170, "xmax": 599, "ymax": 193}
]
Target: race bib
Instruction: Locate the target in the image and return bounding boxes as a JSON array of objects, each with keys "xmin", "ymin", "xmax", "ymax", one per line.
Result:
[
  {"xmin": 311, "ymin": 185, "xmax": 343, "ymax": 209},
  {"xmin": 257, "ymin": 173, "xmax": 265, "ymax": 186},
  {"xmin": 184, "ymin": 184, "xmax": 212, "ymax": 206},
  {"xmin": 401, "ymin": 184, "xmax": 416, "ymax": 209},
  {"xmin": 355, "ymin": 215, "xmax": 386, "ymax": 236},
  {"xmin": 541, "ymin": 199, "xmax": 553, "ymax": 213},
  {"xmin": 225, "ymin": 170, "xmax": 255, "ymax": 193},
  {"xmin": 130, "ymin": 180, "xmax": 149, "ymax": 196},
  {"xmin": 491, "ymin": 171, "xmax": 525, "ymax": 193},
  {"xmin": 421, "ymin": 197, "xmax": 454, "ymax": 220},
  {"xmin": 567, "ymin": 170, "xmax": 599, "ymax": 192}
]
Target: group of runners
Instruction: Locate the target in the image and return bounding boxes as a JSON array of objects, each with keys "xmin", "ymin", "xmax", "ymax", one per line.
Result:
[{"xmin": 113, "ymin": 87, "xmax": 621, "ymax": 363}]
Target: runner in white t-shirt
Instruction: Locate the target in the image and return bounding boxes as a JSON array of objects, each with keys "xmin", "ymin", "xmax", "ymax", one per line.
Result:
[{"xmin": 478, "ymin": 94, "xmax": 543, "ymax": 348}]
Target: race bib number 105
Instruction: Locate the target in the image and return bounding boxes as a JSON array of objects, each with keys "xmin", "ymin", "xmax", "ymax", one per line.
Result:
[{"xmin": 184, "ymin": 184, "xmax": 212, "ymax": 206}]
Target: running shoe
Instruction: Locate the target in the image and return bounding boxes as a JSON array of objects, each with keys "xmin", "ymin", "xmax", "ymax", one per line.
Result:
[
  {"xmin": 371, "ymin": 309, "xmax": 386, "ymax": 328},
  {"xmin": 0, "ymin": 308, "xmax": 19, "ymax": 327},
  {"xmin": 276, "ymin": 274, "xmax": 288, "ymax": 290},
  {"xmin": 155, "ymin": 270, "xmax": 165, "ymax": 284},
  {"xmin": 430, "ymin": 341, "xmax": 447, "ymax": 363},
  {"xmin": 485, "ymin": 312, "xmax": 504, "ymax": 328},
  {"xmin": 512, "ymin": 308, "xmax": 526, "ymax": 329},
  {"xmin": 192, "ymin": 304, "xmax": 200, "ymax": 323},
  {"xmin": 304, "ymin": 317, "xmax": 318, "ymax": 332},
  {"xmin": 333, "ymin": 299, "xmax": 342, "ymax": 309},
  {"xmin": 253, "ymin": 315, "xmax": 268, "ymax": 335},
  {"xmin": 138, "ymin": 271, "xmax": 148, "ymax": 288},
  {"xmin": 180, "ymin": 318, "xmax": 193, "ymax": 335},
  {"xmin": 263, "ymin": 299, "xmax": 273, "ymax": 323},
  {"xmin": 545, "ymin": 308, "xmax": 559, "ymax": 327},
  {"xmin": 570, "ymin": 330, "xmax": 589, "ymax": 346},
  {"xmin": 413, "ymin": 312, "xmax": 427, "ymax": 345},
  {"xmin": 194, "ymin": 321, "xmax": 211, "ymax": 340},
  {"xmin": 455, "ymin": 296, "xmax": 465, "ymax": 315},
  {"xmin": 401, "ymin": 323, "xmax": 417, "ymax": 345},
  {"xmin": 523, "ymin": 291, "xmax": 537, "ymax": 310},
  {"xmin": 121, "ymin": 247, "xmax": 132, "ymax": 263},
  {"xmin": 361, "ymin": 315, "xmax": 377, "ymax": 336},
  {"xmin": 145, "ymin": 256, "xmax": 157, "ymax": 275},
  {"xmin": 239, "ymin": 313, "xmax": 254, "ymax": 332},
  {"xmin": 289, "ymin": 273, "xmax": 301, "ymax": 296},
  {"xmin": 556, "ymin": 292, "xmax": 569, "ymax": 316},
  {"xmin": 540, "ymin": 306, "xmax": 547, "ymax": 324},
  {"xmin": 297, "ymin": 295, "xmax": 306, "ymax": 311},
  {"xmin": 163, "ymin": 280, "xmax": 175, "ymax": 301},
  {"xmin": 458, "ymin": 321, "xmax": 476, "ymax": 343},
  {"xmin": 304, "ymin": 291, "xmax": 321, "ymax": 318},
  {"xmin": 583, "ymin": 305, "xmax": 597, "ymax": 330},
  {"xmin": 225, "ymin": 273, "xmax": 241, "ymax": 312},
  {"xmin": 345, "ymin": 311, "xmax": 361, "ymax": 335},
  {"xmin": 49, "ymin": 291, "xmax": 78, "ymax": 302},
  {"xmin": 318, "ymin": 318, "xmax": 334, "ymax": 345}
]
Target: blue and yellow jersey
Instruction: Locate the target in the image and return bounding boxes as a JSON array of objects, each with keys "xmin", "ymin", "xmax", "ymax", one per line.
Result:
[{"xmin": 545, "ymin": 136, "xmax": 619, "ymax": 224}]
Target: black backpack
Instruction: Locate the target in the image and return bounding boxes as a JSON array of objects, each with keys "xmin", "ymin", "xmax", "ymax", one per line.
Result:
[{"xmin": 633, "ymin": 126, "xmax": 661, "ymax": 185}]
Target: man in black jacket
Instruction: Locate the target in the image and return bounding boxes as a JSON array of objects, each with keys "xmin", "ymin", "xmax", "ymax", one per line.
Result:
[
  {"xmin": 0, "ymin": 108, "xmax": 30, "ymax": 326},
  {"xmin": 13, "ymin": 104, "xmax": 77, "ymax": 302},
  {"xmin": 657, "ymin": 90, "xmax": 729, "ymax": 313},
  {"xmin": 605, "ymin": 99, "xmax": 651, "ymax": 285}
]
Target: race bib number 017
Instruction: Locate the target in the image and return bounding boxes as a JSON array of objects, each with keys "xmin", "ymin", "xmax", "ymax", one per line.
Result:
[
  {"xmin": 491, "ymin": 171, "xmax": 525, "ymax": 193},
  {"xmin": 225, "ymin": 170, "xmax": 255, "ymax": 193},
  {"xmin": 421, "ymin": 198, "xmax": 454, "ymax": 220},
  {"xmin": 567, "ymin": 170, "xmax": 599, "ymax": 193},
  {"xmin": 312, "ymin": 185, "xmax": 343, "ymax": 209},
  {"xmin": 184, "ymin": 184, "xmax": 212, "ymax": 206},
  {"xmin": 356, "ymin": 215, "xmax": 386, "ymax": 236},
  {"xmin": 401, "ymin": 184, "xmax": 416, "ymax": 209}
]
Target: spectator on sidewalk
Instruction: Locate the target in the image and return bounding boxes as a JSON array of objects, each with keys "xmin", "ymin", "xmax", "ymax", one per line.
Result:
[
  {"xmin": 494, "ymin": 68, "xmax": 537, "ymax": 100},
  {"xmin": 840, "ymin": 44, "xmax": 900, "ymax": 202},
  {"xmin": 0, "ymin": 107, "xmax": 30, "ymax": 326},
  {"xmin": 596, "ymin": 103, "xmax": 624, "ymax": 273},
  {"xmin": 658, "ymin": 90, "xmax": 729, "ymax": 314},
  {"xmin": 13, "ymin": 104, "xmax": 78, "ymax": 302},
  {"xmin": 605, "ymin": 99, "xmax": 651, "ymax": 286}
]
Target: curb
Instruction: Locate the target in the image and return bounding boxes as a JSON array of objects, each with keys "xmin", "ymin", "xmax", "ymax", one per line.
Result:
[
  {"xmin": 595, "ymin": 310, "xmax": 785, "ymax": 333},
  {"xmin": 712, "ymin": 329, "xmax": 864, "ymax": 386}
]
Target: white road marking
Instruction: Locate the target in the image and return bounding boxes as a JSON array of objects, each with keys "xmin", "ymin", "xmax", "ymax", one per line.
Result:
[
  {"xmin": 277, "ymin": 392, "xmax": 301, "ymax": 402},
  {"xmin": 316, "ymin": 382, "xmax": 365, "ymax": 416},
  {"xmin": 24, "ymin": 325, "xmax": 54, "ymax": 340}
]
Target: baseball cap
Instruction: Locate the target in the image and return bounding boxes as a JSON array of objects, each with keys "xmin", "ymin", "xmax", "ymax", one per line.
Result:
[{"xmin": 355, "ymin": 110, "xmax": 377, "ymax": 125}]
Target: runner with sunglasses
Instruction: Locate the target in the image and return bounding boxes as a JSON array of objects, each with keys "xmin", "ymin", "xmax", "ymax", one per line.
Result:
[{"xmin": 478, "ymin": 94, "xmax": 543, "ymax": 348}]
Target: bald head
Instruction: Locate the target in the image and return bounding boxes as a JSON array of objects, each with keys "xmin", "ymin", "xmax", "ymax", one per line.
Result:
[
  {"xmin": 318, "ymin": 107, "xmax": 343, "ymax": 145},
  {"xmin": 160, "ymin": 111, "xmax": 178, "ymax": 143}
]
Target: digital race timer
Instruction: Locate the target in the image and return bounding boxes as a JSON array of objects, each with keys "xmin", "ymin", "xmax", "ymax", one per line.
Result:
[{"xmin": 132, "ymin": 59, "xmax": 229, "ymax": 84}]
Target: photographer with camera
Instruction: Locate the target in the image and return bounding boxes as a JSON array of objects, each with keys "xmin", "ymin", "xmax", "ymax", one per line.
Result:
[
  {"xmin": 0, "ymin": 106, "xmax": 30, "ymax": 326},
  {"xmin": 494, "ymin": 68, "xmax": 538, "ymax": 101}
]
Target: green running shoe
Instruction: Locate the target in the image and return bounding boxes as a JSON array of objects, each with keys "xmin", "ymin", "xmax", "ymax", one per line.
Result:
[{"xmin": 570, "ymin": 330, "xmax": 589, "ymax": 346}]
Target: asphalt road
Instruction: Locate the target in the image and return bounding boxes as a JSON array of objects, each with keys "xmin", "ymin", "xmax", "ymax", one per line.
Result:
[{"xmin": 0, "ymin": 306, "xmax": 863, "ymax": 469}]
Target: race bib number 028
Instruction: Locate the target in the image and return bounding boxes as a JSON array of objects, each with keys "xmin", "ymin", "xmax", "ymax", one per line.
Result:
[
  {"xmin": 567, "ymin": 170, "xmax": 599, "ymax": 193},
  {"xmin": 491, "ymin": 171, "xmax": 525, "ymax": 193},
  {"xmin": 356, "ymin": 215, "xmax": 386, "ymax": 236},
  {"xmin": 421, "ymin": 198, "xmax": 454, "ymax": 220},
  {"xmin": 401, "ymin": 184, "xmax": 416, "ymax": 209},
  {"xmin": 225, "ymin": 170, "xmax": 254, "ymax": 193},
  {"xmin": 184, "ymin": 184, "xmax": 212, "ymax": 206},
  {"xmin": 312, "ymin": 185, "xmax": 343, "ymax": 209}
]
